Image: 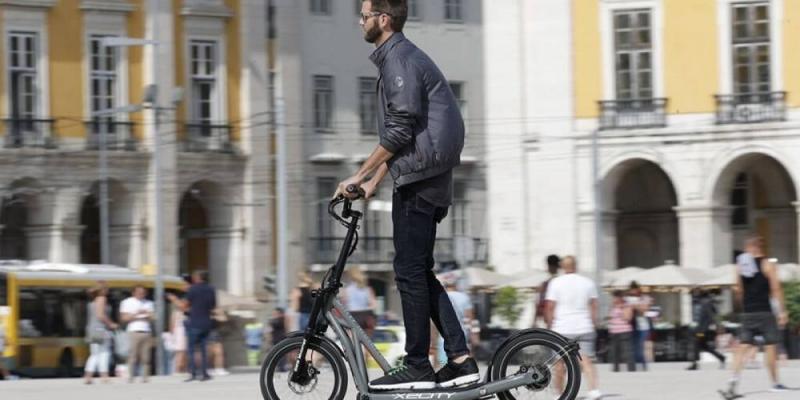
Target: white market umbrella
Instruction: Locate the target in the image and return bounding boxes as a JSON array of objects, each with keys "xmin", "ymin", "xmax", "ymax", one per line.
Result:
[
  {"xmin": 627, "ymin": 263, "xmax": 713, "ymax": 288},
  {"xmin": 777, "ymin": 263, "xmax": 800, "ymax": 282},
  {"xmin": 602, "ymin": 266, "xmax": 645, "ymax": 288},
  {"xmin": 463, "ymin": 267, "xmax": 510, "ymax": 289},
  {"xmin": 502, "ymin": 270, "xmax": 552, "ymax": 290}
]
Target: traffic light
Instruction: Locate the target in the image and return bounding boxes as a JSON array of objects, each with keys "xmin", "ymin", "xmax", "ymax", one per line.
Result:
[{"xmin": 263, "ymin": 274, "xmax": 277, "ymax": 293}]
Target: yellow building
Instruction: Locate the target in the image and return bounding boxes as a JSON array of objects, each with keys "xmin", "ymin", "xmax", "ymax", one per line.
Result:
[
  {"xmin": 0, "ymin": 0, "xmax": 271, "ymax": 297},
  {"xmin": 485, "ymin": 0, "xmax": 800, "ymax": 280}
]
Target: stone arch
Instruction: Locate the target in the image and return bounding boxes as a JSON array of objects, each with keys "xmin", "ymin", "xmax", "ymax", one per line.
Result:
[{"xmin": 79, "ymin": 179, "xmax": 135, "ymax": 265}]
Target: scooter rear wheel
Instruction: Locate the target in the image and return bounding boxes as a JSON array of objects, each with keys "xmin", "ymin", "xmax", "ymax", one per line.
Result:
[{"xmin": 491, "ymin": 332, "xmax": 581, "ymax": 400}]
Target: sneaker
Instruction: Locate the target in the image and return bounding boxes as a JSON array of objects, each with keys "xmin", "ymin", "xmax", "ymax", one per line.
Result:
[
  {"xmin": 770, "ymin": 384, "xmax": 788, "ymax": 392},
  {"xmin": 588, "ymin": 389, "xmax": 603, "ymax": 400},
  {"xmin": 718, "ymin": 389, "xmax": 743, "ymax": 400},
  {"xmin": 435, "ymin": 358, "xmax": 480, "ymax": 388},
  {"xmin": 369, "ymin": 363, "xmax": 436, "ymax": 390}
]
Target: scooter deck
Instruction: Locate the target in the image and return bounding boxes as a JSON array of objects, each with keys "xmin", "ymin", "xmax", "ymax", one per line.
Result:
[{"xmin": 370, "ymin": 381, "xmax": 485, "ymax": 394}]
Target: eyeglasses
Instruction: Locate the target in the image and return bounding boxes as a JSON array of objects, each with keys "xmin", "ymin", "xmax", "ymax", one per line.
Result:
[{"xmin": 360, "ymin": 11, "xmax": 390, "ymax": 23}]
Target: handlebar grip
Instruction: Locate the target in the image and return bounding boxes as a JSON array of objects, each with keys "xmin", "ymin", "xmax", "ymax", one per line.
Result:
[{"xmin": 345, "ymin": 184, "xmax": 366, "ymax": 198}]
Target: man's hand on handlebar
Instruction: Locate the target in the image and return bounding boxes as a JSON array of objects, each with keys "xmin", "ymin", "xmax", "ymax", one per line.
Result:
[{"xmin": 334, "ymin": 175, "xmax": 363, "ymax": 200}]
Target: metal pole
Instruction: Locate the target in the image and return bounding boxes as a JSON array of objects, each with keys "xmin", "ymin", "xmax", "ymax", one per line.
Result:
[
  {"xmin": 153, "ymin": 106, "xmax": 166, "ymax": 375},
  {"xmin": 98, "ymin": 117, "xmax": 111, "ymax": 265},
  {"xmin": 275, "ymin": 95, "xmax": 288, "ymax": 308},
  {"xmin": 592, "ymin": 129, "xmax": 605, "ymax": 304}
]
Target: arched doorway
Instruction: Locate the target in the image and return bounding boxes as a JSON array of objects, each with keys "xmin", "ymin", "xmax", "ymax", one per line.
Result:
[
  {"xmin": 178, "ymin": 180, "xmax": 234, "ymax": 289},
  {"xmin": 605, "ymin": 159, "xmax": 679, "ymax": 269},
  {"xmin": 711, "ymin": 154, "xmax": 798, "ymax": 263},
  {"xmin": 179, "ymin": 187, "xmax": 209, "ymax": 277},
  {"xmin": 0, "ymin": 178, "xmax": 45, "ymax": 261},
  {"xmin": 0, "ymin": 194, "xmax": 29, "ymax": 259},
  {"xmin": 79, "ymin": 180, "xmax": 134, "ymax": 265}
]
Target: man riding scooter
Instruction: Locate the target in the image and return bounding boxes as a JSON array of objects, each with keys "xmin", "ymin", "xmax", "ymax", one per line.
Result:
[{"xmin": 334, "ymin": 0, "xmax": 476, "ymax": 390}]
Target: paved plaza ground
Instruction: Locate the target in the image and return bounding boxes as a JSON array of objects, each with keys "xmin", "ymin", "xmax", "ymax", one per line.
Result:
[{"xmin": 1, "ymin": 361, "xmax": 798, "ymax": 400}]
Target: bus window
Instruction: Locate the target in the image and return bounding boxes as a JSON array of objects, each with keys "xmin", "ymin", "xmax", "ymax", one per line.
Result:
[
  {"xmin": 19, "ymin": 288, "xmax": 87, "ymax": 338},
  {"xmin": 0, "ymin": 275, "xmax": 6, "ymax": 306}
]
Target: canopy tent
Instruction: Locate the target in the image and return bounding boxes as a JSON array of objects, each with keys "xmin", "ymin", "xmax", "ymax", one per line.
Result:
[
  {"xmin": 624, "ymin": 263, "xmax": 713, "ymax": 289},
  {"xmin": 463, "ymin": 267, "xmax": 511, "ymax": 289},
  {"xmin": 501, "ymin": 270, "xmax": 552, "ymax": 290},
  {"xmin": 601, "ymin": 266, "xmax": 645, "ymax": 288}
]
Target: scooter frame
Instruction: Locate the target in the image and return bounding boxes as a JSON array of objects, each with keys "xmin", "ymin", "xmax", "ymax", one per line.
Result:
[{"xmin": 288, "ymin": 191, "xmax": 574, "ymax": 400}]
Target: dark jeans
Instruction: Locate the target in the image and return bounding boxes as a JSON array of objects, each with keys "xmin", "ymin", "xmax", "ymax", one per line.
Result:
[
  {"xmin": 609, "ymin": 332, "xmax": 634, "ymax": 372},
  {"xmin": 187, "ymin": 327, "xmax": 211, "ymax": 378},
  {"xmin": 392, "ymin": 188, "xmax": 468, "ymax": 369},
  {"xmin": 632, "ymin": 329, "xmax": 648, "ymax": 370}
]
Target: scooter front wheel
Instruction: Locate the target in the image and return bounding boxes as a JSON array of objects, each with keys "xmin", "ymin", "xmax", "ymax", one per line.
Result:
[
  {"xmin": 490, "ymin": 331, "xmax": 582, "ymax": 400},
  {"xmin": 260, "ymin": 336, "xmax": 348, "ymax": 400}
]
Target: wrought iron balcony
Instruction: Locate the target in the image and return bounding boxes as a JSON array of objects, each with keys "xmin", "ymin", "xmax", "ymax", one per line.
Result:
[
  {"xmin": 2, "ymin": 118, "xmax": 56, "ymax": 148},
  {"xmin": 598, "ymin": 98, "xmax": 668, "ymax": 130},
  {"xmin": 714, "ymin": 92, "xmax": 787, "ymax": 124},
  {"xmin": 182, "ymin": 122, "xmax": 234, "ymax": 153},
  {"xmin": 309, "ymin": 236, "xmax": 489, "ymax": 265},
  {"xmin": 85, "ymin": 119, "xmax": 137, "ymax": 151}
]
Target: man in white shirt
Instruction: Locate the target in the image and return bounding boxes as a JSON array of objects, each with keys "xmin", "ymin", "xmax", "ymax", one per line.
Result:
[
  {"xmin": 545, "ymin": 256, "xmax": 601, "ymax": 400},
  {"xmin": 120, "ymin": 286, "xmax": 154, "ymax": 383}
]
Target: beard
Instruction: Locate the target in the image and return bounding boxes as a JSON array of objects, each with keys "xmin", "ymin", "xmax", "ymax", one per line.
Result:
[{"xmin": 363, "ymin": 23, "xmax": 382, "ymax": 43}]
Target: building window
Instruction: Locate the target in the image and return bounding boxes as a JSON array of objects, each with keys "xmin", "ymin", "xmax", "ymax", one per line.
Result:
[
  {"xmin": 408, "ymin": 0, "xmax": 421, "ymax": 20},
  {"xmin": 317, "ymin": 177, "xmax": 337, "ymax": 250},
  {"xmin": 311, "ymin": 0, "xmax": 331, "ymax": 15},
  {"xmin": 732, "ymin": 2, "xmax": 770, "ymax": 95},
  {"xmin": 189, "ymin": 40, "xmax": 219, "ymax": 124},
  {"xmin": 730, "ymin": 173, "xmax": 749, "ymax": 228},
  {"xmin": 8, "ymin": 31, "xmax": 39, "ymax": 119},
  {"xmin": 313, "ymin": 75, "xmax": 334, "ymax": 132},
  {"xmin": 613, "ymin": 10, "xmax": 652, "ymax": 100},
  {"xmin": 359, "ymin": 77, "xmax": 377, "ymax": 134},
  {"xmin": 444, "ymin": 0, "xmax": 463, "ymax": 22},
  {"xmin": 452, "ymin": 180, "xmax": 468, "ymax": 236},
  {"xmin": 89, "ymin": 35, "xmax": 118, "ymax": 117}
]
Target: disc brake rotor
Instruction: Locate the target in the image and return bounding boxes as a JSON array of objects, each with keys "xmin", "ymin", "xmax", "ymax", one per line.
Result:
[{"xmin": 287, "ymin": 365, "xmax": 319, "ymax": 395}]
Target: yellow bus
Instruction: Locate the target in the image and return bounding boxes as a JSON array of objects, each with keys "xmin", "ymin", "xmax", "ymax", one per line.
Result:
[{"xmin": 0, "ymin": 262, "xmax": 184, "ymax": 377}]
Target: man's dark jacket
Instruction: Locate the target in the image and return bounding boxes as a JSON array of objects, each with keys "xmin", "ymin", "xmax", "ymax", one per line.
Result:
[{"xmin": 369, "ymin": 33, "xmax": 465, "ymax": 187}]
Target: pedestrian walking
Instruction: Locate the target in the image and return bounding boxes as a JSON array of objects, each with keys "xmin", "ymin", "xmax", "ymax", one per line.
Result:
[
  {"xmin": 627, "ymin": 281, "xmax": 652, "ymax": 371},
  {"xmin": 290, "ymin": 272, "xmax": 314, "ymax": 331},
  {"xmin": 342, "ymin": 268, "xmax": 378, "ymax": 337},
  {"xmin": 687, "ymin": 288, "xmax": 725, "ymax": 370},
  {"xmin": 169, "ymin": 270, "xmax": 217, "ymax": 382},
  {"xmin": 83, "ymin": 283, "xmax": 118, "ymax": 384},
  {"xmin": 545, "ymin": 256, "xmax": 602, "ymax": 400},
  {"xmin": 119, "ymin": 285, "xmax": 154, "ymax": 383},
  {"xmin": 534, "ymin": 255, "xmax": 560, "ymax": 327},
  {"xmin": 435, "ymin": 273, "xmax": 475, "ymax": 368},
  {"xmin": 720, "ymin": 236, "xmax": 788, "ymax": 398},
  {"xmin": 607, "ymin": 290, "xmax": 635, "ymax": 372}
]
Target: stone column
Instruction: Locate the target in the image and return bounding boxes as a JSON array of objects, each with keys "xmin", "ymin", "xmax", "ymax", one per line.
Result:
[
  {"xmin": 578, "ymin": 209, "xmax": 618, "ymax": 276},
  {"xmin": 109, "ymin": 224, "xmax": 146, "ymax": 269},
  {"xmin": 207, "ymin": 226, "xmax": 245, "ymax": 295},
  {"xmin": 674, "ymin": 206, "xmax": 733, "ymax": 269},
  {"xmin": 793, "ymin": 201, "xmax": 800, "ymax": 263},
  {"xmin": 25, "ymin": 224, "xmax": 84, "ymax": 263}
]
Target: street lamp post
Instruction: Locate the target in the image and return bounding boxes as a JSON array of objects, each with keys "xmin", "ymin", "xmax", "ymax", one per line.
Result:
[{"xmin": 97, "ymin": 36, "xmax": 176, "ymax": 376}]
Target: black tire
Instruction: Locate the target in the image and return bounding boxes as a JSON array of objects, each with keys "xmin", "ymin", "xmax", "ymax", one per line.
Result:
[
  {"xmin": 491, "ymin": 332, "xmax": 582, "ymax": 400},
  {"xmin": 260, "ymin": 336, "xmax": 348, "ymax": 400}
]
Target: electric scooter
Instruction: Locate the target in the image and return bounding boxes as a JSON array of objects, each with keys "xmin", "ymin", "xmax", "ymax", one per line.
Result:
[{"xmin": 260, "ymin": 186, "xmax": 583, "ymax": 400}]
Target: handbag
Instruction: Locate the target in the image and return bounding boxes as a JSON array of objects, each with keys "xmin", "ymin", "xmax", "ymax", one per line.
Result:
[
  {"xmin": 113, "ymin": 330, "xmax": 130, "ymax": 359},
  {"xmin": 87, "ymin": 327, "xmax": 109, "ymax": 344}
]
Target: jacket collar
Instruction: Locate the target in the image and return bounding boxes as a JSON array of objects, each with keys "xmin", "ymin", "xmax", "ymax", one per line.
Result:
[{"xmin": 369, "ymin": 32, "xmax": 405, "ymax": 68}]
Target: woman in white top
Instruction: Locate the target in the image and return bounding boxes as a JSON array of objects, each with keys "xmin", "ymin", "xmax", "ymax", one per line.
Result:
[
  {"xmin": 83, "ymin": 283, "xmax": 118, "ymax": 384},
  {"xmin": 342, "ymin": 268, "xmax": 377, "ymax": 336}
]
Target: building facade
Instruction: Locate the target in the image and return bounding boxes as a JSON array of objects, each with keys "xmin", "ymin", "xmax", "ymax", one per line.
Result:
[
  {"xmin": 270, "ymin": 0, "xmax": 488, "ymax": 312},
  {"xmin": 486, "ymin": 0, "xmax": 800, "ymax": 276},
  {"xmin": 0, "ymin": 0, "xmax": 271, "ymax": 296}
]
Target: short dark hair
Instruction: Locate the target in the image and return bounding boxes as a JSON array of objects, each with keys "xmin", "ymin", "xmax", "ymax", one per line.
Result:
[
  {"xmin": 365, "ymin": 0, "xmax": 408, "ymax": 32},
  {"xmin": 193, "ymin": 270, "xmax": 209, "ymax": 283},
  {"xmin": 546, "ymin": 254, "xmax": 560, "ymax": 275}
]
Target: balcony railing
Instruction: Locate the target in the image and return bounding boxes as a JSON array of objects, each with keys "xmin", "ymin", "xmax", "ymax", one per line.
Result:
[
  {"xmin": 309, "ymin": 236, "xmax": 489, "ymax": 265},
  {"xmin": 714, "ymin": 92, "xmax": 787, "ymax": 124},
  {"xmin": 182, "ymin": 122, "xmax": 234, "ymax": 153},
  {"xmin": 85, "ymin": 119, "xmax": 137, "ymax": 151},
  {"xmin": 2, "ymin": 118, "xmax": 56, "ymax": 148},
  {"xmin": 598, "ymin": 98, "xmax": 668, "ymax": 130}
]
